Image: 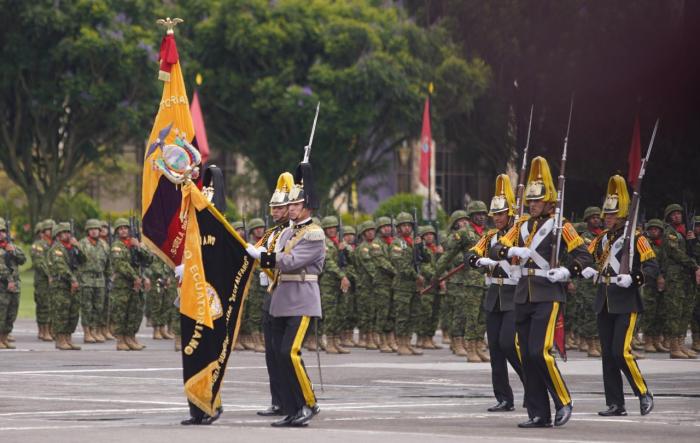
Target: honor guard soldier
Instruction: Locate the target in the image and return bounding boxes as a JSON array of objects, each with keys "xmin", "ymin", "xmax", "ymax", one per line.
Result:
[
  {"xmin": 256, "ymin": 172, "xmax": 294, "ymax": 417},
  {"xmin": 47, "ymin": 222, "xmax": 85, "ymax": 350},
  {"xmin": 582, "ymin": 175, "xmax": 657, "ymax": 416},
  {"xmin": 490, "ymin": 157, "xmax": 593, "ymax": 428},
  {"xmin": 78, "ymin": 219, "xmax": 110, "ymax": 344},
  {"xmin": 247, "ymin": 166, "xmax": 323, "ymax": 427},
  {"xmin": 31, "ymin": 219, "xmax": 55, "ymax": 342},
  {"xmin": 470, "ymin": 174, "xmax": 526, "ymax": 412}
]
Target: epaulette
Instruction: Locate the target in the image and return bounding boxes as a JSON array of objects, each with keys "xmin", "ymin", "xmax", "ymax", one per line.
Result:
[
  {"xmin": 636, "ymin": 235, "xmax": 656, "ymax": 262},
  {"xmin": 587, "ymin": 229, "xmax": 607, "ymax": 254},
  {"xmin": 371, "ymin": 243, "xmax": 381, "ymax": 249},
  {"xmin": 303, "ymin": 225, "xmax": 325, "ymax": 241},
  {"xmin": 561, "ymin": 221, "xmax": 584, "ymax": 252},
  {"xmin": 54, "ymin": 250, "xmax": 63, "ymax": 256}
]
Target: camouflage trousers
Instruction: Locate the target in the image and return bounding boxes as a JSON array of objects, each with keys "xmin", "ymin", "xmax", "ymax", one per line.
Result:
[
  {"xmin": 50, "ymin": 286, "xmax": 80, "ymax": 335},
  {"xmin": 662, "ymin": 279, "xmax": 691, "ymax": 337},
  {"xmin": 393, "ymin": 288, "xmax": 420, "ymax": 336},
  {"xmin": 641, "ymin": 286, "xmax": 665, "ymax": 336},
  {"xmin": 148, "ymin": 286, "xmax": 175, "ymax": 327},
  {"xmin": 80, "ymin": 286, "xmax": 106, "ymax": 328},
  {"xmin": 375, "ymin": 284, "xmax": 394, "ymax": 333},
  {"xmin": 241, "ymin": 288, "xmax": 264, "ymax": 335},
  {"xmin": 111, "ymin": 286, "xmax": 144, "ymax": 336},
  {"xmin": 342, "ymin": 289, "xmax": 358, "ymax": 331},
  {"xmin": 321, "ymin": 291, "xmax": 345, "ymax": 335},
  {"xmin": 34, "ymin": 276, "xmax": 51, "ymax": 325},
  {"xmin": 356, "ymin": 284, "xmax": 376, "ymax": 333},
  {"xmin": 417, "ymin": 291, "xmax": 440, "ymax": 337},
  {"xmin": 449, "ymin": 283, "xmax": 484, "ymax": 340},
  {"xmin": 574, "ymin": 285, "xmax": 598, "ymax": 338},
  {"xmin": 691, "ymin": 286, "xmax": 700, "ymax": 334},
  {"xmin": 0, "ymin": 290, "xmax": 20, "ymax": 334},
  {"xmin": 440, "ymin": 293, "xmax": 452, "ymax": 332}
]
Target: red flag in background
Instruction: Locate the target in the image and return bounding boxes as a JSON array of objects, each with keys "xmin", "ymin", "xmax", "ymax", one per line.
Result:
[
  {"xmin": 627, "ymin": 115, "xmax": 641, "ymax": 186},
  {"xmin": 419, "ymin": 97, "xmax": 431, "ymax": 187},
  {"xmin": 190, "ymin": 90, "xmax": 210, "ymax": 166}
]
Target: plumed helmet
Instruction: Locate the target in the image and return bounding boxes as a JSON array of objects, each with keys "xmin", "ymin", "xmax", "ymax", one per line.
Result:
[
  {"xmin": 525, "ymin": 156, "xmax": 556, "ymax": 202},
  {"xmin": 602, "ymin": 175, "xmax": 630, "ymax": 218}
]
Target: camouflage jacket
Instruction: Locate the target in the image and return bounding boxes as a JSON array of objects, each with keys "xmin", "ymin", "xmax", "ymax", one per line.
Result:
[
  {"xmin": 146, "ymin": 255, "xmax": 173, "ymax": 294},
  {"xmin": 319, "ymin": 236, "xmax": 345, "ymax": 292},
  {"xmin": 0, "ymin": 242, "xmax": 26, "ymax": 291},
  {"xmin": 661, "ymin": 225, "xmax": 698, "ymax": 281},
  {"xmin": 436, "ymin": 224, "xmax": 483, "ymax": 287},
  {"xmin": 372, "ymin": 237, "xmax": 396, "ymax": 287},
  {"xmin": 77, "ymin": 237, "xmax": 110, "ymax": 287},
  {"xmin": 47, "ymin": 242, "xmax": 85, "ymax": 288},
  {"xmin": 110, "ymin": 238, "xmax": 151, "ymax": 289},
  {"xmin": 389, "ymin": 235, "xmax": 425, "ymax": 292},
  {"xmin": 30, "ymin": 238, "xmax": 52, "ymax": 282},
  {"xmin": 354, "ymin": 239, "xmax": 378, "ymax": 290}
]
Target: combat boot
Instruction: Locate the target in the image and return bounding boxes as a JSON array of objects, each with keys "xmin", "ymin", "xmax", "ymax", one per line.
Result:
[
  {"xmin": 102, "ymin": 326, "xmax": 115, "ymax": 341},
  {"xmin": 38, "ymin": 324, "xmax": 50, "ymax": 341},
  {"xmin": 126, "ymin": 335, "xmax": 145, "ymax": 351},
  {"xmin": 632, "ymin": 349, "xmax": 645, "ymax": 359},
  {"xmin": 243, "ymin": 334, "xmax": 257, "ymax": 351},
  {"xmin": 93, "ymin": 327, "xmax": 106, "ymax": 343},
  {"xmin": 477, "ymin": 339, "xmax": 488, "ymax": 353},
  {"xmin": 0, "ymin": 335, "xmax": 7, "ymax": 349},
  {"xmin": 632, "ymin": 335, "xmax": 644, "ymax": 351},
  {"xmin": 452, "ymin": 337, "xmax": 469, "ymax": 357},
  {"xmin": 339, "ymin": 330, "xmax": 351, "ymax": 348},
  {"xmin": 587, "ymin": 338, "xmax": 601, "ymax": 357},
  {"xmin": 7, "ymin": 334, "xmax": 14, "ymax": 342},
  {"xmin": 465, "ymin": 340, "xmax": 482, "ymax": 363},
  {"xmin": 388, "ymin": 331, "xmax": 399, "ymax": 351},
  {"xmin": 693, "ymin": 333, "xmax": 700, "ymax": 352},
  {"xmin": 55, "ymin": 334, "xmax": 72, "ymax": 351},
  {"xmin": 578, "ymin": 336, "xmax": 589, "ymax": 352},
  {"xmin": 566, "ymin": 332, "xmax": 576, "ymax": 350},
  {"xmin": 325, "ymin": 336, "xmax": 339, "ymax": 354},
  {"xmin": 475, "ymin": 341, "xmax": 491, "ymax": 362},
  {"xmin": 378, "ymin": 334, "xmax": 393, "ymax": 353},
  {"xmin": 153, "ymin": 326, "xmax": 163, "ymax": 340},
  {"xmin": 643, "ymin": 336, "xmax": 657, "ymax": 353},
  {"xmin": 335, "ymin": 336, "xmax": 351, "ymax": 354},
  {"xmin": 1, "ymin": 334, "xmax": 15, "ymax": 349},
  {"xmin": 67, "ymin": 335, "xmax": 81, "ymax": 350},
  {"xmin": 408, "ymin": 336, "xmax": 423, "ymax": 355},
  {"xmin": 36, "ymin": 325, "xmax": 43, "ymax": 341},
  {"xmin": 161, "ymin": 326, "xmax": 175, "ymax": 340},
  {"xmin": 397, "ymin": 336, "xmax": 413, "ymax": 356},
  {"xmin": 679, "ymin": 336, "xmax": 697, "ymax": 358},
  {"xmin": 662, "ymin": 336, "xmax": 671, "ymax": 350},
  {"xmin": 441, "ymin": 329, "xmax": 451, "ymax": 344},
  {"xmin": 669, "ymin": 337, "xmax": 688, "ymax": 359},
  {"xmin": 83, "ymin": 327, "xmax": 96, "ymax": 344},
  {"xmin": 356, "ymin": 332, "xmax": 367, "ymax": 348},
  {"xmin": 174, "ymin": 335, "xmax": 182, "ymax": 352},
  {"xmin": 365, "ymin": 333, "xmax": 378, "ymax": 350},
  {"xmin": 422, "ymin": 336, "xmax": 437, "ymax": 350},
  {"xmin": 653, "ymin": 336, "xmax": 669, "ymax": 352},
  {"xmin": 253, "ymin": 332, "xmax": 266, "ymax": 353},
  {"xmin": 116, "ymin": 335, "xmax": 130, "ymax": 351}
]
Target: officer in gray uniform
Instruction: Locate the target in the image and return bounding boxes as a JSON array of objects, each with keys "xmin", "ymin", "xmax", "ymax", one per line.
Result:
[{"xmin": 247, "ymin": 162, "xmax": 324, "ymax": 428}]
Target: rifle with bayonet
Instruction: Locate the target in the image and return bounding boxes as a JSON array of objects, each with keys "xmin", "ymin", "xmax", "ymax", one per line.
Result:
[
  {"xmin": 515, "ymin": 105, "xmax": 534, "ymax": 221},
  {"xmin": 412, "ymin": 207, "xmax": 424, "ymax": 274},
  {"xmin": 619, "ymin": 119, "xmax": 659, "ymax": 275},
  {"xmin": 550, "ymin": 96, "xmax": 574, "ymax": 269}
]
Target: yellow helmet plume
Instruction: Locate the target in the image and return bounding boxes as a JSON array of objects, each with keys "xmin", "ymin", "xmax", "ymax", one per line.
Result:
[
  {"xmin": 489, "ymin": 174, "xmax": 516, "ymax": 216},
  {"xmin": 602, "ymin": 175, "xmax": 630, "ymax": 218},
  {"xmin": 269, "ymin": 172, "xmax": 294, "ymax": 207},
  {"xmin": 525, "ymin": 156, "xmax": 556, "ymax": 203}
]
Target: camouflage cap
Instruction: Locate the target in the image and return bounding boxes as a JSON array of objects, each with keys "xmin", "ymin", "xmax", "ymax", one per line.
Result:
[
  {"xmin": 357, "ymin": 220, "xmax": 376, "ymax": 236},
  {"xmin": 418, "ymin": 225, "xmax": 436, "ymax": 236},
  {"xmin": 663, "ymin": 203, "xmax": 683, "ymax": 220},
  {"xmin": 395, "ymin": 211, "xmax": 413, "ymax": 225},
  {"xmin": 34, "ymin": 221, "xmax": 44, "ymax": 234},
  {"xmin": 52, "ymin": 222, "xmax": 71, "ymax": 238},
  {"xmin": 113, "ymin": 218, "xmax": 130, "ymax": 229},
  {"xmin": 321, "ymin": 216, "xmax": 339, "ymax": 229},
  {"xmin": 583, "ymin": 206, "xmax": 602, "ymax": 221},
  {"xmin": 100, "ymin": 220, "xmax": 109, "ymax": 228},
  {"xmin": 85, "ymin": 218, "xmax": 102, "ymax": 230},
  {"xmin": 375, "ymin": 216, "xmax": 392, "ymax": 228},
  {"xmin": 231, "ymin": 221, "xmax": 245, "ymax": 230},
  {"xmin": 448, "ymin": 210, "xmax": 468, "ymax": 229},
  {"xmin": 646, "ymin": 218, "xmax": 664, "ymax": 230},
  {"xmin": 466, "ymin": 200, "xmax": 488, "ymax": 216},
  {"xmin": 0, "ymin": 218, "xmax": 6, "ymax": 231},
  {"xmin": 247, "ymin": 218, "xmax": 265, "ymax": 231},
  {"xmin": 343, "ymin": 225, "xmax": 356, "ymax": 235},
  {"xmin": 42, "ymin": 219, "xmax": 56, "ymax": 231}
]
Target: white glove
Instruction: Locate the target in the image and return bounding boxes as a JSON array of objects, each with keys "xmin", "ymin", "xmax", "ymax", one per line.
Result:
[
  {"xmin": 174, "ymin": 264, "xmax": 184, "ymax": 283},
  {"xmin": 616, "ymin": 274, "xmax": 633, "ymax": 288},
  {"xmin": 476, "ymin": 257, "xmax": 497, "ymax": 267},
  {"xmin": 581, "ymin": 267, "xmax": 598, "ymax": 280},
  {"xmin": 507, "ymin": 246, "xmax": 531, "ymax": 260},
  {"xmin": 246, "ymin": 244, "xmax": 265, "ymax": 259},
  {"xmin": 546, "ymin": 267, "xmax": 571, "ymax": 283},
  {"xmin": 259, "ymin": 271, "xmax": 270, "ymax": 287}
]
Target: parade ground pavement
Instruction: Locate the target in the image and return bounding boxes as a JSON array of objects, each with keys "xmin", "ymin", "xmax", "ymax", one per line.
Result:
[{"xmin": 1, "ymin": 319, "xmax": 699, "ymax": 443}]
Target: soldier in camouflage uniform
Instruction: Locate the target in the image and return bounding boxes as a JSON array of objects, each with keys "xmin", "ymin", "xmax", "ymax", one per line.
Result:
[
  {"xmin": 354, "ymin": 221, "xmax": 378, "ymax": 348},
  {"xmin": 374, "ymin": 216, "xmax": 398, "ymax": 352},
  {"xmin": 339, "ymin": 225, "xmax": 358, "ymax": 347},
  {"xmin": 436, "ymin": 203, "xmax": 490, "ymax": 361},
  {"xmin": 146, "ymin": 254, "xmax": 176, "ymax": 341},
  {"xmin": 416, "ymin": 225, "xmax": 442, "ymax": 349},
  {"xmin": 99, "ymin": 220, "xmax": 115, "ymax": 340},
  {"xmin": 319, "ymin": 216, "xmax": 351, "ymax": 354},
  {"xmin": 232, "ymin": 221, "xmax": 246, "ymax": 241},
  {"xmin": 31, "ymin": 219, "xmax": 55, "ymax": 341},
  {"xmin": 0, "ymin": 218, "xmax": 26, "ymax": 349},
  {"xmin": 662, "ymin": 204, "xmax": 700, "ymax": 358},
  {"xmin": 240, "ymin": 218, "xmax": 266, "ymax": 352},
  {"xmin": 642, "ymin": 219, "xmax": 669, "ymax": 353},
  {"xmin": 388, "ymin": 212, "xmax": 429, "ymax": 356},
  {"xmin": 573, "ymin": 207, "xmax": 603, "ymax": 357},
  {"xmin": 690, "ymin": 216, "xmax": 700, "ymax": 351},
  {"xmin": 47, "ymin": 222, "xmax": 85, "ymax": 350},
  {"xmin": 78, "ymin": 219, "xmax": 110, "ymax": 344},
  {"xmin": 110, "ymin": 218, "xmax": 152, "ymax": 351}
]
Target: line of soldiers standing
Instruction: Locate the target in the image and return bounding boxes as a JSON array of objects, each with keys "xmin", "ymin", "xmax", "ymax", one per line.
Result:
[{"xmin": 0, "ymin": 217, "xmax": 182, "ymax": 351}]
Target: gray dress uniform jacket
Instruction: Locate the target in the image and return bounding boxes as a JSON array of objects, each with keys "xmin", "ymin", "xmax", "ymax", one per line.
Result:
[{"xmin": 261, "ymin": 219, "xmax": 325, "ymax": 318}]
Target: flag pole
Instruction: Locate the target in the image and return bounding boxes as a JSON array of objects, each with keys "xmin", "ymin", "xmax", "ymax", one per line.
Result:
[{"xmin": 427, "ymin": 82, "xmax": 434, "ymax": 222}]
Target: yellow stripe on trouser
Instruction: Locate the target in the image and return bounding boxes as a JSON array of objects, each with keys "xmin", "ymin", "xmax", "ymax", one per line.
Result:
[
  {"xmin": 544, "ymin": 302, "xmax": 571, "ymax": 405},
  {"xmin": 515, "ymin": 333, "xmax": 522, "ymax": 364},
  {"xmin": 623, "ymin": 312, "xmax": 647, "ymax": 395},
  {"xmin": 291, "ymin": 316, "xmax": 316, "ymax": 406}
]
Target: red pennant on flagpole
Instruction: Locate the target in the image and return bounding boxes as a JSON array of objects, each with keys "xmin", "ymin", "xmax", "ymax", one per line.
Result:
[
  {"xmin": 419, "ymin": 97, "xmax": 431, "ymax": 187},
  {"xmin": 190, "ymin": 90, "xmax": 210, "ymax": 166},
  {"xmin": 627, "ymin": 115, "xmax": 641, "ymax": 186}
]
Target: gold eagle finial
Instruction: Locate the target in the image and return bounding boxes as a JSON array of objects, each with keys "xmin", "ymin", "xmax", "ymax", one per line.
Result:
[{"xmin": 156, "ymin": 17, "xmax": 184, "ymax": 34}]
